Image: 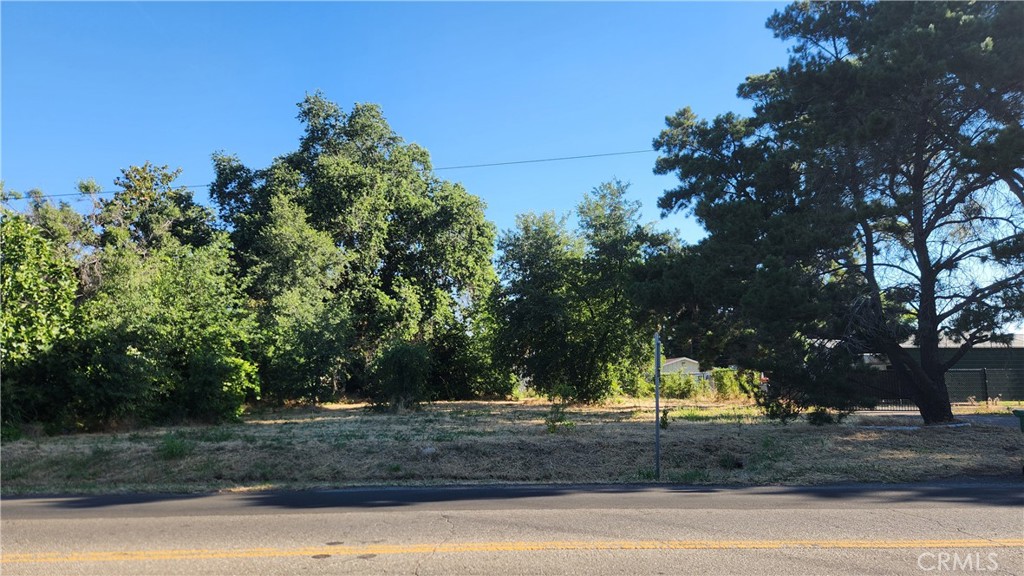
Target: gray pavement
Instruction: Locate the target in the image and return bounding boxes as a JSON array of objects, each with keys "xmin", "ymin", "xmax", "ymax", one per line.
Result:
[{"xmin": 3, "ymin": 483, "xmax": 1023, "ymax": 575}]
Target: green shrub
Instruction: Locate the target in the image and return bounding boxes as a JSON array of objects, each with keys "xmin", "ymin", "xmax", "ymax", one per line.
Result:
[
  {"xmin": 620, "ymin": 374, "xmax": 654, "ymax": 398},
  {"xmin": 1, "ymin": 423, "xmax": 23, "ymax": 442},
  {"xmin": 712, "ymin": 368, "xmax": 740, "ymax": 399},
  {"xmin": 806, "ymin": 408, "xmax": 850, "ymax": 426},
  {"xmin": 368, "ymin": 341, "xmax": 432, "ymax": 411},
  {"xmin": 69, "ymin": 239, "xmax": 257, "ymax": 428},
  {"xmin": 426, "ymin": 315, "xmax": 516, "ymax": 400},
  {"xmin": 155, "ymin": 433, "xmax": 195, "ymax": 460},
  {"xmin": 172, "ymin": 353, "xmax": 259, "ymax": 422},
  {"xmin": 661, "ymin": 373, "xmax": 706, "ymax": 399},
  {"xmin": 711, "ymin": 368, "xmax": 758, "ymax": 400},
  {"xmin": 258, "ymin": 295, "xmax": 352, "ymax": 404},
  {"xmin": 0, "ymin": 215, "xmax": 78, "ymax": 428},
  {"xmin": 544, "ymin": 403, "xmax": 576, "ymax": 433}
]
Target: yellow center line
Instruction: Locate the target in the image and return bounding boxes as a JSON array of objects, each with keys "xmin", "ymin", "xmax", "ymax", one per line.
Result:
[{"xmin": 3, "ymin": 539, "xmax": 1022, "ymax": 564}]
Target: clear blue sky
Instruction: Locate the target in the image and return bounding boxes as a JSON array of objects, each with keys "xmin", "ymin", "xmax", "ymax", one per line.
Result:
[{"xmin": 2, "ymin": 1, "xmax": 789, "ymax": 243}]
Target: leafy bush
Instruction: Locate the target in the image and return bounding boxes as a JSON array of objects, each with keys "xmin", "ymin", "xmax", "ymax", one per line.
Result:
[
  {"xmin": 619, "ymin": 373, "xmax": 654, "ymax": 397},
  {"xmin": 661, "ymin": 373, "xmax": 706, "ymax": 399},
  {"xmin": 712, "ymin": 368, "xmax": 741, "ymax": 399},
  {"xmin": 257, "ymin": 293, "xmax": 352, "ymax": 403},
  {"xmin": 70, "ymin": 238, "xmax": 257, "ymax": 428},
  {"xmin": 156, "ymin": 433, "xmax": 195, "ymax": 460},
  {"xmin": 544, "ymin": 403, "xmax": 576, "ymax": 433},
  {"xmin": 754, "ymin": 351, "xmax": 879, "ymax": 423},
  {"xmin": 368, "ymin": 341, "xmax": 432, "ymax": 411},
  {"xmin": 176, "ymin": 353, "xmax": 259, "ymax": 422},
  {"xmin": 0, "ymin": 214, "xmax": 78, "ymax": 428},
  {"xmin": 754, "ymin": 385, "xmax": 804, "ymax": 423},
  {"xmin": 806, "ymin": 408, "xmax": 849, "ymax": 426},
  {"xmin": 426, "ymin": 313, "xmax": 516, "ymax": 400},
  {"xmin": 711, "ymin": 368, "xmax": 759, "ymax": 400}
]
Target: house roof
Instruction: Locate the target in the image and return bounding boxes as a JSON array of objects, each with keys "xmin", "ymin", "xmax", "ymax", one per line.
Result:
[
  {"xmin": 906, "ymin": 333, "xmax": 1024, "ymax": 349},
  {"xmin": 664, "ymin": 357, "xmax": 699, "ymax": 366}
]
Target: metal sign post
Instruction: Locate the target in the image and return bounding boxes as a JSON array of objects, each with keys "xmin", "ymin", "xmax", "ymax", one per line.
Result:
[{"xmin": 654, "ymin": 331, "xmax": 661, "ymax": 480}]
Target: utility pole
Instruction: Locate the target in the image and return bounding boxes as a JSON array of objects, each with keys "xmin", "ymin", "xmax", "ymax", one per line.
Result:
[{"xmin": 654, "ymin": 331, "xmax": 661, "ymax": 480}]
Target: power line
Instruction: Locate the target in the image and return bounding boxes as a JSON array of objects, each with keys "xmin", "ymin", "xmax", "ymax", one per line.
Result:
[
  {"xmin": 4, "ymin": 184, "xmax": 212, "ymax": 201},
  {"xmin": 433, "ymin": 149, "xmax": 656, "ymax": 171},
  {"xmin": 3, "ymin": 148, "xmax": 658, "ymax": 201}
]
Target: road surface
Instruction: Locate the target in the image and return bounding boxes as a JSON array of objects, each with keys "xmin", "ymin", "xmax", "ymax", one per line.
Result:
[{"xmin": 3, "ymin": 483, "xmax": 1022, "ymax": 575}]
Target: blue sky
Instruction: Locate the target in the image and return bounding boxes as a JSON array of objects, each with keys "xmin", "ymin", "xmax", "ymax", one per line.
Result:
[{"xmin": 2, "ymin": 1, "xmax": 789, "ymax": 243}]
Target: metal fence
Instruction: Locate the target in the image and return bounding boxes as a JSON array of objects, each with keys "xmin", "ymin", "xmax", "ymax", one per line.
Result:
[{"xmin": 859, "ymin": 369, "xmax": 1024, "ymax": 411}]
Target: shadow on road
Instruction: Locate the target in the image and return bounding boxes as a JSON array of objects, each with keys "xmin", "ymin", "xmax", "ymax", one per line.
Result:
[
  {"xmin": 23, "ymin": 492, "xmax": 213, "ymax": 509},
  {"xmin": 238, "ymin": 484, "xmax": 722, "ymax": 510},
  {"xmin": 17, "ymin": 480, "xmax": 1021, "ymax": 512},
  {"xmin": 236, "ymin": 482, "xmax": 1023, "ymax": 510}
]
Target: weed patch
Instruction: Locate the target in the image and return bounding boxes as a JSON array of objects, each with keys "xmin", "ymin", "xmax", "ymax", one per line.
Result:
[
  {"xmin": 156, "ymin": 434, "xmax": 195, "ymax": 460},
  {"xmin": 544, "ymin": 403, "xmax": 576, "ymax": 433},
  {"xmin": 670, "ymin": 406, "xmax": 761, "ymax": 423}
]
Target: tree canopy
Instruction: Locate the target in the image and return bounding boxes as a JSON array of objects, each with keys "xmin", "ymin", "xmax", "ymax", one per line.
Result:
[
  {"xmin": 210, "ymin": 92, "xmax": 502, "ymax": 404},
  {"xmin": 653, "ymin": 1, "xmax": 1024, "ymax": 423},
  {"xmin": 493, "ymin": 181, "xmax": 671, "ymax": 402},
  {"xmin": 1, "ymin": 93, "xmax": 508, "ymax": 432}
]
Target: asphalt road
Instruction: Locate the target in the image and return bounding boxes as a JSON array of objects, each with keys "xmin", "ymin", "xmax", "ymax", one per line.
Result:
[{"xmin": 3, "ymin": 482, "xmax": 1022, "ymax": 575}]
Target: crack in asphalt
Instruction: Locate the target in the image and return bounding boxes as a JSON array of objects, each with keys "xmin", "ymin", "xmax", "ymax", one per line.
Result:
[
  {"xmin": 849, "ymin": 508, "xmax": 1022, "ymax": 575},
  {"xmin": 414, "ymin": 513, "xmax": 456, "ymax": 576},
  {"xmin": 890, "ymin": 509, "xmax": 1011, "ymax": 548}
]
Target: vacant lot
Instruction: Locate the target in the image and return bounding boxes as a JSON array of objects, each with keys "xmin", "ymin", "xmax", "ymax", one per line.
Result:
[{"xmin": 2, "ymin": 401, "xmax": 1021, "ymax": 495}]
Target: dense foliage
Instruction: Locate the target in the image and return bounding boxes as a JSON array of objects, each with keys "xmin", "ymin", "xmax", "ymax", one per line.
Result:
[
  {"xmin": 0, "ymin": 94, "xmax": 512, "ymax": 431},
  {"xmin": 492, "ymin": 181, "xmax": 672, "ymax": 402},
  {"xmin": 210, "ymin": 92, "xmax": 504, "ymax": 406},
  {"xmin": 1, "ymin": 212, "xmax": 79, "ymax": 428},
  {"xmin": 653, "ymin": 1, "xmax": 1024, "ymax": 423},
  {"xmin": 5, "ymin": 2, "xmax": 1017, "ymax": 432}
]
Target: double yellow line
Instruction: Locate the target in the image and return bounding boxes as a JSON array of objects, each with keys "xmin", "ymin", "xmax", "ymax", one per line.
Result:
[{"xmin": 4, "ymin": 539, "xmax": 1022, "ymax": 564}]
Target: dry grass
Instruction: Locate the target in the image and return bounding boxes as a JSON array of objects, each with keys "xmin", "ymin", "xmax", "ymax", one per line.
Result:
[
  {"xmin": 953, "ymin": 400, "xmax": 1024, "ymax": 415},
  {"xmin": 1, "ymin": 401, "xmax": 1021, "ymax": 495}
]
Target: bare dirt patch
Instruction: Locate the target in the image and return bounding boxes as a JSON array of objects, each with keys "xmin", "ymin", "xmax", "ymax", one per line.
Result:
[{"xmin": 2, "ymin": 401, "xmax": 1020, "ymax": 494}]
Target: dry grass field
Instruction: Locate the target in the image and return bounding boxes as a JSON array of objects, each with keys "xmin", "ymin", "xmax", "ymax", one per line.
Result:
[{"xmin": 2, "ymin": 400, "xmax": 1021, "ymax": 495}]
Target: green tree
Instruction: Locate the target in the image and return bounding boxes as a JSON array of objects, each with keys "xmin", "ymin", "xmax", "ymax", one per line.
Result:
[
  {"xmin": 23, "ymin": 189, "xmax": 97, "ymax": 263},
  {"xmin": 493, "ymin": 182, "xmax": 670, "ymax": 402},
  {"xmin": 653, "ymin": 1, "xmax": 1024, "ymax": 423},
  {"xmin": 75, "ymin": 236, "xmax": 257, "ymax": 427},
  {"xmin": 94, "ymin": 162, "xmax": 215, "ymax": 251},
  {"xmin": 0, "ymin": 212, "xmax": 78, "ymax": 426},
  {"xmin": 210, "ymin": 92, "xmax": 498, "ymax": 401},
  {"xmin": 3, "ymin": 166, "xmax": 257, "ymax": 430},
  {"xmin": 246, "ymin": 194, "xmax": 352, "ymax": 402},
  {"xmin": 575, "ymin": 181, "xmax": 671, "ymax": 398},
  {"xmin": 368, "ymin": 340, "xmax": 431, "ymax": 411},
  {"xmin": 493, "ymin": 212, "xmax": 585, "ymax": 399}
]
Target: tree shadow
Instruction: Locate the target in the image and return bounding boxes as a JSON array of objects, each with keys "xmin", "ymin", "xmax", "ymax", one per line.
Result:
[
  {"xmin": 11, "ymin": 480, "xmax": 1021, "ymax": 514},
  {"xmin": 236, "ymin": 481, "xmax": 1023, "ymax": 510}
]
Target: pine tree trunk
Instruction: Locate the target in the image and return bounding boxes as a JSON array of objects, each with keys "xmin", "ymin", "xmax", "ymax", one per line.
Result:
[
  {"xmin": 913, "ymin": 272, "xmax": 955, "ymax": 425},
  {"xmin": 912, "ymin": 369, "xmax": 955, "ymax": 424},
  {"xmin": 883, "ymin": 343, "xmax": 955, "ymax": 424},
  {"xmin": 915, "ymin": 385, "xmax": 955, "ymax": 424}
]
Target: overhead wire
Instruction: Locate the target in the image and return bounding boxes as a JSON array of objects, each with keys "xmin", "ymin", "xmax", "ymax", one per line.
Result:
[
  {"xmin": 2, "ymin": 149, "xmax": 658, "ymax": 201},
  {"xmin": 433, "ymin": 149, "xmax": 655, "ymax": 171}
]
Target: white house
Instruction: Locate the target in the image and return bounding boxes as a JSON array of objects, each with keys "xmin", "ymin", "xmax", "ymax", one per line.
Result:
[{"xmin": 662, "ymin": 357, "xmax": 701, "ymax": 375}]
